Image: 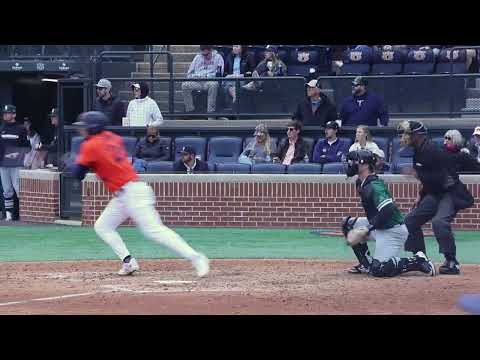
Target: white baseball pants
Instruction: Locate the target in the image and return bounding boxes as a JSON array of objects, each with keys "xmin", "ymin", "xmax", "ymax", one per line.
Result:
[
  {"xmin": 94, "ymin": 181, "xmax": 199, "ymax": 261},
  {"xmin": 353, "ymin": 217, "xmax": 408, "ymax": 262}
]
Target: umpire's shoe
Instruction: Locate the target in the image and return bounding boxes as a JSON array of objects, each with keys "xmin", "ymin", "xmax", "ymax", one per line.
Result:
[
  {"xmin": 415, "ymin": 251, "xmax": 436, "ymax": 276},
  {"xmin": 439, "ymin": 259, "xmax": 460, "ymax": 275},
  {"xmin": 346, "ymin": 264, "xmax": 370, "ymax": 274}
]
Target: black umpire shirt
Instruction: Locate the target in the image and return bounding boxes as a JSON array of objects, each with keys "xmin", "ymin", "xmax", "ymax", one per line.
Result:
[{"xmin": 413, "ymin": 138, "xmax": 454, "ymax": 196}]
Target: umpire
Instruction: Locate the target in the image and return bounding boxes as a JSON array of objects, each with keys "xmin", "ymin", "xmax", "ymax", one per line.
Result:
[{"xmin": 397, "ymin": 120, "xmax": 474, "ymax": 275}]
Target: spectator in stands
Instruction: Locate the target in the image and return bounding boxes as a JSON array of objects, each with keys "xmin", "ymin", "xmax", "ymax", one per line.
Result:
[
  {"xmin": 24, "ymin": 118, "xmax": 46, "ymax": 170},
  {"xmin": 126, "ymin": 82, "xmax": 163, "ymax": 127},
  {"xmin": 93, "ymin": 78, "xmax": 125, "ymax": 126},
  {"xmin": 37, "ymin": 108, "xmax": 59, "ymax": 168},
  {"xmin": 349, "ymin": 125, "xmax": 386, "ymax": 172},
  {"xmin": 182, "ymin": 45, "xmax": 225, "ymax": 118},
  {"xmin": 293, "ymin": 79, "xmax": 337, "ymax": 127},
  {"xmin": 238, "ymin": 123, "xmax": 275, "ymax": 165},
  {"xmin": 443, "ymin": 129, "xmax": 480, "ymax": 173},
  {"xmin": 243, "ymin": 45, "xmax": 287, "ymax": 91},
  {"xmin": 273, "ymin": 120, "xmax": 309, "ymax": 165},
  {"xmin": 312, "ymin": 121, "xmax": 349, "ymax": 164},
  {"xmin": 223, "ymin": 45, "xmax": 256, "ymax": 104},
  {"xmin": 468, "ymin": 126, "xmax": 480, "ymax": 162},
  {"xmin": 132, "ymin": 126, "xmax": 169, "ymax": 173},
  {"xmin": 0, "ymin": 105, "xmax": 29, "ymax": 221},
  {"xmin": 339, "ymin": 76, "xmax": 389, "ymax": 127},
  {"xmin": 173, "ymin": 146, "xmax": 209, "ymax": 174}
]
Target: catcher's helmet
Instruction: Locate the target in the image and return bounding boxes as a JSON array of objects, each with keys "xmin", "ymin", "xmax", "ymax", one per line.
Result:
[
  {"xmin": 345, "ymin": 150, "xmax": 377, "ymax": 177},
  {"xmin": 73, "ymin": 111, "xmax": 107, "ymax": 135}
]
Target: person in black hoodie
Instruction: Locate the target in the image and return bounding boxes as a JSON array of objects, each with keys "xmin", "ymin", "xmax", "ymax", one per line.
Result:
[
  {"xmin": 223, "ymin": 45, "xmax": 256, "ymax": 104},
  {"xmin": 0, "ymin": 105, "xmax": 29, "ymax": 221},
  {"xmin": 132, "ymin": 126, "xmax": 169, "ymax": 173},
  {"xmin": 93, "ymin": 78, "xmax": 126, "ymax": 126},
  {"xmin": 293, "ymin": 79, "xmax": 338, "ymax": 127}
]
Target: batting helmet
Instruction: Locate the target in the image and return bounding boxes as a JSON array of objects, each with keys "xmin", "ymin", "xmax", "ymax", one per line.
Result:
[
  {"xmin": 345, "ymin": 150, "xmax": 377, "ymax": 177},
  {"xmin": 73, "ymin": 111, "xmax": 107, "ymax": 135}
]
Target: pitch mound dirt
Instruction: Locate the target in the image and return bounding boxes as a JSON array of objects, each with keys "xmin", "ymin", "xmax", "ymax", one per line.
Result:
[{"xmin": 0, "ymin": 259, "xmax": 477, "ymax": 314}]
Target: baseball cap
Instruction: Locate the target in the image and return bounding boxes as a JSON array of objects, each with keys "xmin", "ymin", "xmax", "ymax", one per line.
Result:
[
  {"xmin": 306, "ymin": 79, "xmax": 321, "ymax": 88},
  {"xmin": 264, "ymin": 45, "xmax": 278, "ymax": 53},
  {"xmin": 2, "ymin": 104, "xmax": 16, "ymax": 114},
  {"xmin": 352, "ymin": 76, "xmax": 368, "ymax": 86},
  {"xmin": 325, "ymin": 121, "xmax": 339, "ymax": 130},
  {"xmin": 95, "ymin": 78, "xmax": 112, "ymax": 89},
  {"xmin": 131, "ymin": 82, "xmax": 141, "ymax": 90},
  {"xmin": 49, "ymin": 108, "xmax": 58, "ymax": 117},
  {"xmin": 180, "ymin": 146, "xmax": 196, "ymax": 155},
  {"xmin": 473, "ymin": 126, "xmax": 480, "ymax": 136}
]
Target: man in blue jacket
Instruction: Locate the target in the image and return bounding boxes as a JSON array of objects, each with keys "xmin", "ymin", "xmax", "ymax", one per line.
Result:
[
  {"xmin": 312, "ymin": 121, "xmax": 350, "ymax": 164},
  {"xmin": 339, "ymin": 77, "xmax": 389, "ymax": 127}
]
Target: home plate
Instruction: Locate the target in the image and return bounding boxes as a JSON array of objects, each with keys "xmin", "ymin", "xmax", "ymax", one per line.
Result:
[{"xmin": 154, "ymin": 280, "xmax": 196, "ymax": 285}]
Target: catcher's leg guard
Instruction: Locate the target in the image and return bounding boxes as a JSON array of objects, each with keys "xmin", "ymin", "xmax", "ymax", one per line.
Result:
[
  {"xmin": 370, "ymin": 254, "xmax": 432, "ymax": 277},
  {"xmin": 370, "ymin": 258, "xmax": 401, "ymax": 277},
  {"xmin": 351, "ymin": 242, "xmax": 372, "ymax": 269}
]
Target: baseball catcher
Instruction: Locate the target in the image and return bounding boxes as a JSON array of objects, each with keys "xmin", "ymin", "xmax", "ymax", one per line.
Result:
[{"xmin": 341, "ymin": 150, "xmax": 436, "ymax": 277}]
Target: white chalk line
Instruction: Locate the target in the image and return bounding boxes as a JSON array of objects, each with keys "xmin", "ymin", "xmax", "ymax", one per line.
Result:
[
  {"xmin": 0, "ymin": 291, "xmax": 110, "ymax": 307},
  {"xmin": 154, "ymin": 280, "xmax": 196, "ymax": 285}
]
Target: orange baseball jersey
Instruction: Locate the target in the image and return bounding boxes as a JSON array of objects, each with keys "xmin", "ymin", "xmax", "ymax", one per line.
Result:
[{"xmin": 76, "ymin": 131, "xmax": 138, "ymax": 192}]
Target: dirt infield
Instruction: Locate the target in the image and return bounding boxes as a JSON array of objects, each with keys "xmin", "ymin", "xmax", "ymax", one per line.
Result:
[{"xmin": 0, "ymin": 259, "xmax": 478, "ymax": 314}]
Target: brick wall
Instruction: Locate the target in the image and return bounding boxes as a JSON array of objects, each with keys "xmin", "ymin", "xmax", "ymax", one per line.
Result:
[
  {"xmin": 19, "ymin": 170, "xmax": 60, "ymax": 223},
  {"xmin": 79, "ymin": 174, "xmax": 480, "ymax": 230}
]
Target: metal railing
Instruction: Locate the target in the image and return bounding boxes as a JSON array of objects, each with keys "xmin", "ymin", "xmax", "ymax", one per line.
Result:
[{"xmin": 93, "ymin": 51, "xmax": 174, "ymax": 108}]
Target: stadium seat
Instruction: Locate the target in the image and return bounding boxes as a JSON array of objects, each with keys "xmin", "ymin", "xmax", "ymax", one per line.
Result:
[
  {"xmin": 338, "ymin": 136, "xmax": 354, "ymax": 148},
  {"xmin": 287, "ymin": 163, "xmax": 322, "ymax": 174},
  {"xmin": 216, "ymin": 163, "xmax": 251, "ymax": 174},
  {"xmin": 207, "ymin": 161, "xmax": 216, "ymax": 172},
  {"xmin": 208, "ymin": 137, "xmax": 243, "ymax": 163},
  {"xmin": 146, "ymin": 161, "xmax": 174, "ymax": 173},
  {"xmin": 71, "ymin": 136, "xmax": 84, "ymax": 154},
  {"xmin": 371, "ymin": 49, "xmax": 404, "ymax": 75},
  {"xmin": 215, "ymin": 46, "xmax": 232, "ymax": 60},
  {"xmin": 174, "ymin": 137, "xmax": 207, "ymax": 161},
  {"xmin": 340, "ymin": 48, "xmax": 372, "ymax": 75},
  {"xmin": 436, "ymin": 48, "xmax": 468, "ymax": 74},
  {"xmin": 243, "ymin": 137, "xmax": 278, "ymax": 150},
  {"xmin": 252, "ymin": 163, "xmax": 286, "ymax": 174},
  {"xmin": 391, "ymin": 137, "xmax": 414, "ymax": 169},
  {"xmin": 276, "ymin": 46, "xmax": 291, "ymax": 64},
  {"xmin": 322, "ymin": 162, "xmax": 345, "ymax": 174},
  {"xmin": 392, "ymin": 161, "xmax": 413, "ymax": 174},
  {"xmin": 403, "ymin": 49, "xmax": 435, "ymax": 74},
  {"xmin": 287, "ymin": 49, "xmax": 321, "ymax": 77},
  {"xmin": 372, "ymin": 136, "xmax": 391, "ymax": 161},
  {"xmin": 122, "ymin": 136, "xmax": 138, "ymax": 157},
  {"xmin": 431, "ymin": 136, "xmax": 445, "ymax": 149}
]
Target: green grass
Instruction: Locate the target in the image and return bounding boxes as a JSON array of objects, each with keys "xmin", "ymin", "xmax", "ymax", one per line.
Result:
[{"xmin": 0, "ymin": 225, "xmax": 479, "ymax": 263}]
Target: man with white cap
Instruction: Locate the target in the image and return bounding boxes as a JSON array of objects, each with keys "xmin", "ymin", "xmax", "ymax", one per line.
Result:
[
  {"xmin": 467, "ymin": 126, "xmax": 480, "ymax": 162},
  {"xmin": 126, "ymin": 82, "xmax": 163, "ymax": 127},
  {"xmin": 293, "ymin": 79, "xmax": 337, "ymax": 127},
  {"xmin": 93, "ymin": 78, "xmax": 125, "ymax": 126}
]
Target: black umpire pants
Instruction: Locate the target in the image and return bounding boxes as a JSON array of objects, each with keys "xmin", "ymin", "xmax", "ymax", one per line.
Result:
[{"xmin": 404, "ymin": 192, "xmax": 457, "ymax": 256}]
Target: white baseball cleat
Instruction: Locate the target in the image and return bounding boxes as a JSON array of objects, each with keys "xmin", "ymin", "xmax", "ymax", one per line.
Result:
[
  {"xmin": 192, "ymin": 253, "xmax": 209, "ymax": 277},
  {"xmin": 5, "ymin": 211, "xmax": 12, "ymax": 221},
  {"xmin": 118, "ymin": 257, "xmax": 140, "ymax": 276}
]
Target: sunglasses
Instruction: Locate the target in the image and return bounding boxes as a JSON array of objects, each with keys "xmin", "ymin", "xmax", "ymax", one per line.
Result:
[
  {"xmin": 444, "ymin": 136, "xmax": 452, "ymax": 140},
  {"xmin": 287, "ymin": 127, "xmax": 296, "ymax": 132}
]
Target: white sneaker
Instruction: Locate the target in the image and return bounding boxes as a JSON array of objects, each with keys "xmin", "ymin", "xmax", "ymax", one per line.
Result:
[
  {"xmin": 118, "ymin": 257, "xmax": 139, "ymax": 276},
  {"xmin": 415, "ymin": 251, "xmax": 436, "ymax": 276},
  {"xmin": 192, "ymin": 253, "xmax": 209, "ymax": 277},
  {"xmin": 5, "ymin": 211, "xmax": 12, "ymax": 221}
]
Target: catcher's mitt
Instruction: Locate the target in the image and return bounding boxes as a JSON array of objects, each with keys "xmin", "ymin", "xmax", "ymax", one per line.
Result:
[
  {"xmin": 341, "ymin": 216, "xmax": 358, "ymax": 237},
  {"xmin": 346, "ymin": 226, "xmax": 371, "ymax": 246}
]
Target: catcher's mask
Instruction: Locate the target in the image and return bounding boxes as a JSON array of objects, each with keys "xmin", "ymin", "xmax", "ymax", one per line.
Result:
[
  {"xmin": 397, "ymin": 120, "xmax": 427, "ymax": 147},
  {"xmin": 345, "ymin": 150, "xmax": 377, "ymax": 177}
]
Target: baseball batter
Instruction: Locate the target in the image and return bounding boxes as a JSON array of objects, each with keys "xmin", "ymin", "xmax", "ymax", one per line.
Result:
[
  {"xmin": 68, "ymin": 111, "xmax": 209, "ymax": 277},
  {"xmin": 341, "ymin": 150, "xmax": 435, "ymax": 277}
]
